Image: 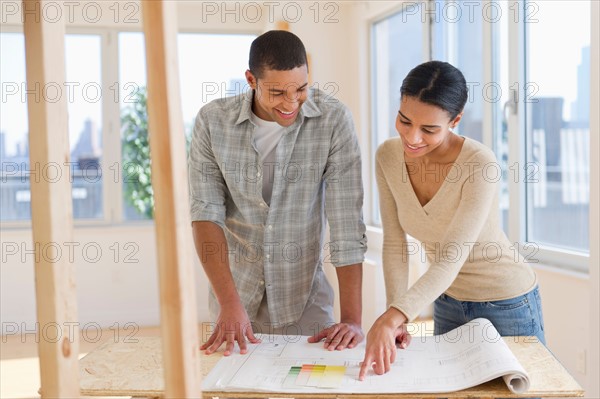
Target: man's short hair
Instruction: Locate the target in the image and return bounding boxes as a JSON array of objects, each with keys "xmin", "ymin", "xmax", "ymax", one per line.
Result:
[{"xmin": 249, "ymin": 30, "xmax": 308, "ymax": 79}]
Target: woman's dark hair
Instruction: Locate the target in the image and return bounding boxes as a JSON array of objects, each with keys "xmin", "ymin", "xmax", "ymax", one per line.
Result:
[
  {"xmin": 400, "ymin": 61, "xmax": 468, "ymax": 120},
  {"xmin": 249, "ymin": 30, "xmax": 308, "ymax": 79}
]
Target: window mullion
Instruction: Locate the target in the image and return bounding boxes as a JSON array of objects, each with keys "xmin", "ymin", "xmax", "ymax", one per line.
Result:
[
  {"xmin": 482, "ymin": 0, "xmax": 494, "ymax": 149},
  {"xmin": 424, "ymin": 0, "xmax": 433, "ymax": 62},
  {"xmin": 102, "ymin": 29, "xmax": 123, "ymax": 224},
  {"xmin": 507, "ymin": 2, "xmax": 527, "ymax": 245}
]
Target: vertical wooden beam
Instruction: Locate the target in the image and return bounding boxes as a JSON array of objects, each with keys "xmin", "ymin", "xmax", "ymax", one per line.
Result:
[
  {"xmin": 274, "ymin": 20, "xmax": 290, "ymax": 31},
  {"xmin": 22, "ymin": 0, "xmax": 80, "ymax": 397},
  {"xmin": 141, "ymin": 1, "xmax": 201, "ymax": 397}
]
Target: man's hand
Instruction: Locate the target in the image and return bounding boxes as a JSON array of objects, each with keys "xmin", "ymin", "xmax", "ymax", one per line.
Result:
[
  {"xmin": 307, "ymin": 321, "xmax": 364, "ymax": 351},
  {"xmin": 311, "ymin": 263, "xmax": 364, "ymax": 351},
  {"xmin": 200, "ymin": 302, "xmax": 260, "ymax": 356},
  {"xmin": 358, "ymin": 309, "xmax": 411, "ymax": 381}
]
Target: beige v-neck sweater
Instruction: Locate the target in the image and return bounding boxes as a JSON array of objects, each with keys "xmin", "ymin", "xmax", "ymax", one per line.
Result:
[{"xmin": 376, "ymin": 136, "xmax": 537, "ymax": 322}]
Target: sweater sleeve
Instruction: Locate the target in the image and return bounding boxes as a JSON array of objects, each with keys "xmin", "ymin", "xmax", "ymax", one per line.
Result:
[
  {"xmin": 389, "ymin": 151, "xmax": 499, "ymax": 321},
  {"xmin": 375, "ymin": 148, "xmax": 409, "ymax": 309}
]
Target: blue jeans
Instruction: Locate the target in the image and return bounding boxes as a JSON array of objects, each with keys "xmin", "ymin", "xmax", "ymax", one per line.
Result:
[
  {"xmin": 434, "ymin": 286, "xmax": 546, "ymax": 345},
  {"xmin": 434, "ymin": 287, "xmax": 545, "ymax": 399}
]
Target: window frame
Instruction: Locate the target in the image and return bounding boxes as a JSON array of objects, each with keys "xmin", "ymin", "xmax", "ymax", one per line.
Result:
[
  {"xmin": 368, "ymin": 1, "xmax": 429, "ymax": 228},
  {"xmin": 510, "ymin": 0, "xmax": 590, "ymax": 272},
  {"xmin": 1, "ymin": 25, "xmax": 31, "ymax": 229},
  {"xmin": 0, "ymin": 26, "xmax": 131, "ymax": 229},
  {"xmin": 367, "ymin": 0, "xmax": 593, "ymax": 273},
  {"xmin": 0, "ymin": 24, "xmax": 260, "ymax": 229}
]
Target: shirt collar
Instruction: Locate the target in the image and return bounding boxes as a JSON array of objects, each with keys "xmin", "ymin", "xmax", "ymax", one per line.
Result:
[{"xmin": 234, "ymin": 88, "xmax": 323, "ymax": 126}]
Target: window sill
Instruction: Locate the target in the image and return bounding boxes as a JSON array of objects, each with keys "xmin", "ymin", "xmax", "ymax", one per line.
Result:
[{"xmin": 0, "ymin": 219, "xmax": 155, "ymax": 231}]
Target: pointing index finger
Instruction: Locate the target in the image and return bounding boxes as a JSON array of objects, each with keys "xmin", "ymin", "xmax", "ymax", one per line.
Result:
[{"xmin": 358, "ymin": 355, "xmax": 372, "ymax": 381}]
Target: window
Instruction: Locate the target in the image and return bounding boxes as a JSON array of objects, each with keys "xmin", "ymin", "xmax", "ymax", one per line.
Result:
[
  {"xmin": 524, "ymin": 0, "xmax": 590, "ymax": 252},
  {"xmin": 369, "ymin": 0, "xmax": 592, "ymax": 270},
  {"xmin": 371, "ymin": 1, "xmax": 488, "ymax": 226},
  {"xmin": 1, "ymin": 30, "xmax": 256, "ymax": 225},
  {"xmin": 118, "ymin": 32, "xmax": 255, "ymax": 221},
  {"xmin": 65, "ymin": 34, "xmax": 103, "ymax": 219},
  {"xmin": 0, "ymin": 33, "xmax": 103, "ymax": 221},
  {"xmin": 178, "ymin": 33, "xmax": 255, "ymax": 136},
  {"xmin": 371, "ymin": 6, "xmax": 423, "ymax": 225},
  {"xmin": 432, "ymin": 0, "xmax": 484, "ymax": 142},
  {"xmin": 119, "ymin": 32, "xmax": 149, "ymax": 221},
  {"xmin": 0, "ymin": 33, "xmax": 29, "ymax": 221}
]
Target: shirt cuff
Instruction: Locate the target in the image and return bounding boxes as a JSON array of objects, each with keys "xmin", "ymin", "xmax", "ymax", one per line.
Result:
[
  {"xmin": 330, "ymin": 247, "xmax": 366, "ymax": 267},
  {"xmin": 190, "ymin": 201, "xmax": 225, "ymax": 228}
]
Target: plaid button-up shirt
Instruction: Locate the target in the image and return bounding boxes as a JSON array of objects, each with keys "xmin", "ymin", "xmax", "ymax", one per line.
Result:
[{"xmin": 188, "ymin": 88, "xmax": 367, "ymax": 326}]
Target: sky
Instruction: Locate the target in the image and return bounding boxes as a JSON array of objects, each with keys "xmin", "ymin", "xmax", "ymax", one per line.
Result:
[{"xmin": 526, "ymin": 0, "xmax": 590, "ymax": 120}]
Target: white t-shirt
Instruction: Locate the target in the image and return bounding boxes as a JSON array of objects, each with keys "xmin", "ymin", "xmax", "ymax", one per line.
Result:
[{"xmin": 250, "ymin": 112, "xmax": 286, "ymax": 205}]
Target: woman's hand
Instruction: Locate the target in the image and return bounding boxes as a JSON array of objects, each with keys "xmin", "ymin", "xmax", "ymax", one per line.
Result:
[{"xmin": 358, "ymin": 308, "xmax": 411, "ymax": 381}]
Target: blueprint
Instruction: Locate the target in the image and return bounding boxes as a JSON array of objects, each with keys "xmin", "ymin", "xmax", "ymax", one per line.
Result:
[{"xmin": 202, "ymin": 318, "xmax": 530, "ymax": 394}]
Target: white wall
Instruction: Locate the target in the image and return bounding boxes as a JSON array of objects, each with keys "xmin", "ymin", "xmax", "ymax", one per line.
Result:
[
  {"xmin": 1, "ymin": 224, "xmax": 211, "ymax": 334},
  {"xmin": 1, "ymin": 0, "xmax": 266, "ymax": 32},
  {"xmin": 535, "ymin": 267, "xmax": 593, "ymax": 396}
]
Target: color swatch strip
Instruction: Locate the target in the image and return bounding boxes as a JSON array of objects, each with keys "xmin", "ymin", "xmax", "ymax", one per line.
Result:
[{"xmin": 283, "ymin": 364, "xmax": 346, "ymax": 389}]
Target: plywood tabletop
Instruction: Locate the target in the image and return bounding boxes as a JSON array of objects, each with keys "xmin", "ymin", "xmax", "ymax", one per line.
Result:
[{"xmin": 79, "ymin": 336, "xmax": 583, "ymax": 399}]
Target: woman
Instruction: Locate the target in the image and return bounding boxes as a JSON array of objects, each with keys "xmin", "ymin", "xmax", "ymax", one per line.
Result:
[{"xmin": 359, "ymin": 61, "xmax": 545, "ymax": 380}]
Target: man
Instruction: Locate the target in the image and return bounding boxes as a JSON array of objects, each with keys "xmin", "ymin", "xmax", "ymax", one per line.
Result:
[{"xmin": 188, "ymin": 30, "xmax": 366, "ymax": 356}]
